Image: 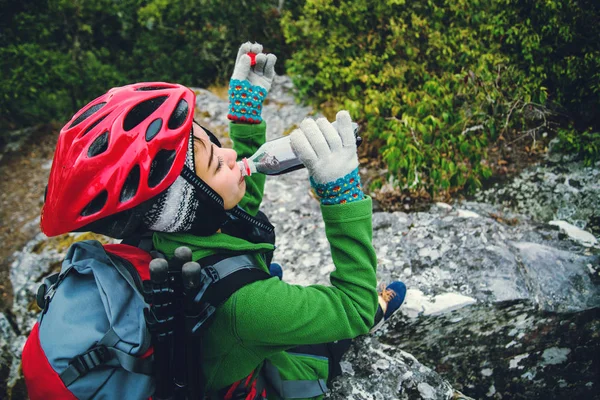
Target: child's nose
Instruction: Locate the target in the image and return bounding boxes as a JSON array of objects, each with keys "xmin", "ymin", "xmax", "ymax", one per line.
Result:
[{"xmin": 225, "ymin": 148, "xmax": 238, "ymax": 169}]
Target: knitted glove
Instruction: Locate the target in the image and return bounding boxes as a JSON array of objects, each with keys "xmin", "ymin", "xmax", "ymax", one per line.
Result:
[
  {"xmin": 290, "ymin": 111, "xmax": 364, "ymax": 205},
  {"xmin": 228, "ymin": 42, "xmax": 277, "ymax": 124}
]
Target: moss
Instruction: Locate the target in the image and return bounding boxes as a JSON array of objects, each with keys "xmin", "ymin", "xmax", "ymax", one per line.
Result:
[
  {"xmin": 32, "ymin": 232, "xmax": 112, "ymax": 254},
  {"xmin": 27, "ymin": 299, "xmax": 41, "ymax": 313},
  {"xmin": 49, "ymin": 260, "xmax": 62, "ymax": 274},
  {"xmin": 7, "ymin": 363, "xmax": 28, "ymax": 400},
  {"xmin": 206, "ymin": 84, "xmax": 229, "ymax": 101},
  {"xmin": 282, "ymin": 124, "xmax": 298, "ymax": 137}
]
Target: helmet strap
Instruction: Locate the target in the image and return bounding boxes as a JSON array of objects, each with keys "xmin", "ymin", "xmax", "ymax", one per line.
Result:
[{"xmin": 180, "ymin": 166, "xmax": 274, "ymax": 236}]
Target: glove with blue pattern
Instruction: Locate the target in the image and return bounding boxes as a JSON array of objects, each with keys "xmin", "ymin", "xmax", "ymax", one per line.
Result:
[
  {"xmin": 290, "ymin": 111, "xmax": 364, "ymax": 205},
  {"xmin": 228, "ymin": 42, "xmax": 277, "ymax": 124}
]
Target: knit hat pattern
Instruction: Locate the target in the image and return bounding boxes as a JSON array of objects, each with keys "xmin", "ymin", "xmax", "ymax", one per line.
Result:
[{"xmin": 143, "ymin": 132, "xmax": 201, "ymax": 233}]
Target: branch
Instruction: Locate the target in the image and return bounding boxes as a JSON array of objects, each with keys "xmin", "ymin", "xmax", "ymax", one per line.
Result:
[
  {"xmin": 385, "ymin": 116, "xmax": 421, "ymax": 146},
  {"xmin": 501, "ymin": 98, "xmax": 522, "ymax": 136},
  {"xmin": 506, "ymin": 122, "xmax": 547, "ymax": 146}
]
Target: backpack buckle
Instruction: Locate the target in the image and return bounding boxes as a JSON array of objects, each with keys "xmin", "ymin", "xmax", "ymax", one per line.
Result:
[
  {"xmin": 71, "ymin": 345, "xmax": 111, "ymax": 376},
  {"xmin": 36, "ymin": 283, "xmax": 48, "ymax": 311},
  {"xmin": 36, "ymin": 273, "xmax": 61, "ymax": 313},
  {"xmin": 41, "ymin": 286, "xmax": 55, "ymax": 314}
]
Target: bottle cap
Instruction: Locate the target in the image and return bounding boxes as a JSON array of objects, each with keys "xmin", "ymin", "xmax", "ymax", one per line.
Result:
[{"xmin": 238, "ymin": 158, "xmax": 251, "ymax": 177}]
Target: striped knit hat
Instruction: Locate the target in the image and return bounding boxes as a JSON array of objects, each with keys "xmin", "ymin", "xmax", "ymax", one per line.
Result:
[{"xmin": 143, "ymin": 131, "xmax": 225, "ymax": 235}]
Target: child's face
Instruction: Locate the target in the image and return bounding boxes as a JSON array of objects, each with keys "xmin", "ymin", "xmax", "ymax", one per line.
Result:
[{"xmin": 192, "ymin": 123, "xmax": 246, "ymax": 210}]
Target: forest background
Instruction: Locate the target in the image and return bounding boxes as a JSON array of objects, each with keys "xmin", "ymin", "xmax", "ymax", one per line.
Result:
[{"xmin": 1, "ymin": 0, "xmax": 599, "ymax": 200}]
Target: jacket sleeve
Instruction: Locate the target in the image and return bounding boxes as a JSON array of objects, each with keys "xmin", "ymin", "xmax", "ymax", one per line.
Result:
[
  {"xmin": 231, "ymin": 197, "xmax": 379, "ymax": 346},
  {"xmin": 230, "ymin": 121, "xmax": 267, "ymax": 216}
]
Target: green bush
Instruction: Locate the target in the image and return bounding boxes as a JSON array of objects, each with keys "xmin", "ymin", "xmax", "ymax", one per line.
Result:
[
  {"xmin": 1, "ymin": 0, "xmax": 293, "ymax": 132},
  {"xmin": 554, "ymin": 128, "xmax": 600, "ymax": 166},
  {"xmin": 130, "ymin": 0, "xmax": 293, "ymax": 86},
  {"xmin": 1, "ymin": 0, "xmax": 129, "ymax": 129},
  {"xmin": 282, "ymin": 0, "xmax": 598, "ymax": 196},
  {"xmin": 3, "ymin": 0, "xmax": 597, "ymax": 184},
  {"xmin": 491, "ymin": 0, "xmax": 600, "ymax": 165},
  {"xmin": 492, "ymin": 0, "xmax": 600, "ymax": 131}
]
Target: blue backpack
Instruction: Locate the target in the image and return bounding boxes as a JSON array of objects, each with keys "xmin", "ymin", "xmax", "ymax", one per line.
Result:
[{"xmin": 22, "ymin": 239, "xmax": 270, "ymax": 399}]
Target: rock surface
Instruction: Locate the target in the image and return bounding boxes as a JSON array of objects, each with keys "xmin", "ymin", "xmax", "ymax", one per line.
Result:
[
  {"xmin": 329, "ymin": 336, "xmax": 461, "ymax": 400},
  {"xmin": 549, "ymin": 220, "xmax": 598, "ymax": 247},
  {"xmin": 385, "ymin": 301, "xmax": 600, "ymax": 399},
  {"xmin": 474, "ymin": 153, "xmax": 600, "ymax": 237},
  {"xmin": 1, "ymin": 76, "xmax": 598, "ymax": 399}
]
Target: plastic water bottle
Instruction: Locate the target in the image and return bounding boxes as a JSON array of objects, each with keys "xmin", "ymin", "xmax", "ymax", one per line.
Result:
[{"xmin": 238, "ymin": 121, "xmax": 361, "ymax": 177}]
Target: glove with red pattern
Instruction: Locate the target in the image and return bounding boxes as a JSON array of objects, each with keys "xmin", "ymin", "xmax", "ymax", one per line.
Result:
[{"xmin": 228, "ymin": 42, "xmax": 277, "ymax": 124}]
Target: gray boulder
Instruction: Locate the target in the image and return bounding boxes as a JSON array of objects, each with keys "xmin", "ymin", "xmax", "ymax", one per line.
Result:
[
  {"xmin": 329, "ymin": 335, "xmax": 473, "ymax": 400},
  {"xmin": 386, "ymin": 301, "xmax": 599, "ymax": 399},
  {"xmin": 474, "ymin": 154, "xmax": 600, "ymax": 236},
  {"xmin": 1, "ymin": 76, "xmax": 598, "ymax": 400}
]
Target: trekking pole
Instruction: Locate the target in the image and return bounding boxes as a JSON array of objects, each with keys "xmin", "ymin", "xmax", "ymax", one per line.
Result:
[
  {"xmin": 182, "ymin": 259, "xmax": 217, "ymax": 399},
  {"xmin": 182, "ymin": 261, "xmax": 203, "ymax": 399},
  {"xmin": 169, "ymin": 247, "xmax": 193, "ymax": 399},
  {"xmin": 146, "ymin": 258, "xmax": 175, "ymax": 400}
]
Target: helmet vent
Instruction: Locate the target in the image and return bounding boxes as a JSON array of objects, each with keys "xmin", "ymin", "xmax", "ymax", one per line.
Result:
[
  {"xmin": 136, "ymin": 86, "xmax": 173, "ymax": 91},
  {"xmin": 120, "ymin": 165, "xmax": 140, "ymax": 202},
  {"xmin": 124, "ymin": 96, "xmax": 168, "ymax": 132},
  {"xmin": 146, "ymin": 118, "xmax": 163, "ymax": 141},
  {"xmin": 81, "ymin": 190, "xmax": 108, "ymax": 216},
  {"xmin": 83, "ymin": 115, "xmax": 108, "ymax": 136},
  {"xmin": 68, "ymin": 102, "xmax": 106, "ymax": 129},
  {"xmin": 148, "ymin": 149, "xmax": 176, "ymax": 188},
  {"xmin": 88, "ymin": 131, "xmax": 109, "ymax": 157},
  {"xmin": 167, "ymin": 99, "xmax": 189, "ymax": 130}
]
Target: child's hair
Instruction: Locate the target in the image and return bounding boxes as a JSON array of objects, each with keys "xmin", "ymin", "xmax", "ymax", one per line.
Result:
[{"xmin": 42, "ymin": 82, "xmax": 233, "ymax": 238}]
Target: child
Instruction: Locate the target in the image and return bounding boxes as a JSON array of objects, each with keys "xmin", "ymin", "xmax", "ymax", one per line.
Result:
[{"xmin": 37, "ymin": 42, "xmax": 406, "ymax": 399}]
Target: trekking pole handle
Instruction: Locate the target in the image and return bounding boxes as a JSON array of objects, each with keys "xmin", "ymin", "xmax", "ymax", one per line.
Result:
[
  {"xmin": 149, "ymin": 259, "xmax": 169, "ymax": 284},
  {"xmin": 182, "ymin": 262, "xmax": 202, "ymax": 293},
  {"xmin": 169, "ymin": 246, "xmax": 193, "ymax": 272},
  {"xmin": 174, "ymin": 246, "xmax": 193, "ymax": 263}
]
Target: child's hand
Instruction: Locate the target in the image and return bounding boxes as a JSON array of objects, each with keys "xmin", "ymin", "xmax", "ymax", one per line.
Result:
[
  {"xmin": 228, "ymin": 42, "xmax": 277, "ymax": 124},
  {"xmin": 232, "ymin": 42, "xmax": 277, "ymax": 92},
  {"xmin": 290, "ymin": 111, "xmax": 364, "ymax": 205}
]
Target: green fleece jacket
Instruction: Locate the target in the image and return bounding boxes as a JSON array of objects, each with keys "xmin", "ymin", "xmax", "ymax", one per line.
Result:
[{"xmin": 153, "ymin": 121, "xmax": 378, "ymax": 399}]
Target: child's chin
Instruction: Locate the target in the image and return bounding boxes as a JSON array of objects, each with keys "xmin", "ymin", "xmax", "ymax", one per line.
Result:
[{"xmin": 225, "ymin": 193, "xmax": 245, "ymax": 211}]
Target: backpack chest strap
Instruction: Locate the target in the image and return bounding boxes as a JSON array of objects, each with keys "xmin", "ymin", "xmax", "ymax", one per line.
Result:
[
  {"xmin": 59, "ymin": 328, "xmax": 153, "ymax": 387},
  {"xmin": 204, "ymin": 254, "xmax": 262, "ymax": 282}
]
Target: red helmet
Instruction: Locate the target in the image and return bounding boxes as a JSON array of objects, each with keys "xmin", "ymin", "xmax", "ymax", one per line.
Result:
[{"xmin": 41, "ymin": 82, "xmax": 196, "ymax": 236}]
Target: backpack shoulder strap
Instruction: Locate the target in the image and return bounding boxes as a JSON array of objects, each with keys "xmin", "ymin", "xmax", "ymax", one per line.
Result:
[
  {"xmin": 201, "ymin": 254, "xmax": 271, "ymax": 307},
  {"xmin": 179, "ymin": 254, "xmax": 271, "ymax": 398}
]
